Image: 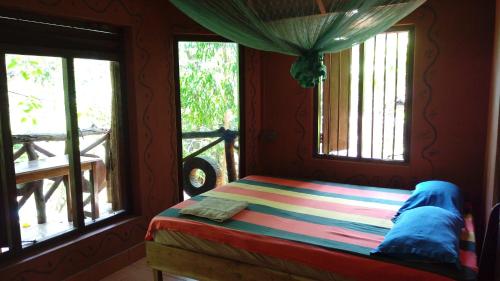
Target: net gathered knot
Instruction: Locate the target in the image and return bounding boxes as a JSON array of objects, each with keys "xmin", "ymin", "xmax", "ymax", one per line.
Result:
[{"xmin": 290, "ymin": 51, "xmax": 326, "ymax": 88}]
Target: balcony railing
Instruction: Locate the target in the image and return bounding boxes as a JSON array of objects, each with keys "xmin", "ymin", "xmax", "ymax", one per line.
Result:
[
  {"xmin": 181, "ymin": 127, "xmax": 238, "ymax": 196},
  {"xmin": 12, "ymin": 128, "xmax": 110, "ymax": 224}
]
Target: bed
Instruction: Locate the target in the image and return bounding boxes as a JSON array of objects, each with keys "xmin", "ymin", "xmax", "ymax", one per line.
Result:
[{"xmin": 145, "ymin": 175, "xmax": 478, "ymax": 281}]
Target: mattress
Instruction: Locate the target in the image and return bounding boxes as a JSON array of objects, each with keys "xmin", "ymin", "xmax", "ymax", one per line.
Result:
[{"xmin": 146, "ymin": 175, "xmax": 478, "ymax": 281}]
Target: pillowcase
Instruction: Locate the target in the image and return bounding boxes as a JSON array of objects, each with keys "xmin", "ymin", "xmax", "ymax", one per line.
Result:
[
  {"xmin": 371, "ymin": 206, "xmax": 462, "ymax": 266},
  {"xmin": 393, "ymin": 180, "xmax": 462, "ymax": 223},
  {"xmin": 180, "ymin": 197, "xmax": 248, "ymax": 222}
]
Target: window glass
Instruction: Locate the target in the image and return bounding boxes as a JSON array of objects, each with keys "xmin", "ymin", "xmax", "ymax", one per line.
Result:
[
  {"xmin": 318, "ymin": 29, "xmax": 412, "ymax": 162},
  {"xmin": 74, "ymin": 58, "xmax": 123, "ymax": 224},
  {"xmin": 6, "ymin": 54, "xmax": 74, "ymax": 247}
]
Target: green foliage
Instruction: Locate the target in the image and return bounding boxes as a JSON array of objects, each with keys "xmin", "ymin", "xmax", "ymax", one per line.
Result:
[
  {"xmin": 179, "ymin": 42, "xmax": 239, "ymax": 133},
  {"xmin": 178, "ymin": 42, "xmax": 240, "ymax": 182},
  {"xmin": 7, "ymin": 56, "xmax": 53, "ymax": 85},
  {"xmin": 6, "ymin": 55, "xmax": 54, "ymax": 125}
]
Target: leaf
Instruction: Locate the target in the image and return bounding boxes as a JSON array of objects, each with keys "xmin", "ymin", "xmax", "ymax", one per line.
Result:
[
  {"xmin": 32, "ymin": 102, "xmax": 42, "ymax": 109},
  {"xmin": 7, "ymin": 59, "xmax": 17, "ymax": 69},
  {"xmin": 21, "ymin": 71, "xmax": 30, "ymax": 80},
  {"xmin": 20, "ymin": 117, "xmax": 27, "ymax": 123}
]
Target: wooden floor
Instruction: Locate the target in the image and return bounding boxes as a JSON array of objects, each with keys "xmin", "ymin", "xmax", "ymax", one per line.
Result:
[{"xmin": 100, "ymin": 258, "xmax": 196, "ymax": 281}]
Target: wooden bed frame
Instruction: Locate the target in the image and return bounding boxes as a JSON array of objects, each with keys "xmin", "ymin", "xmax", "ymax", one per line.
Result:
[{"xmin": 145, "ymin": 241, "xmax": 316, "ymax": 281}]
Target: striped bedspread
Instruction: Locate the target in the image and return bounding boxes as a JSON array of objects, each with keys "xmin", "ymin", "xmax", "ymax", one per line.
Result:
[{"xmin": 146, "ymin": 175, "xmax": 478, "ymax": 281}]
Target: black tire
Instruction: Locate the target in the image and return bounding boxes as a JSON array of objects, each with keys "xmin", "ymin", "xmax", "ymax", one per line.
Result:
[{"xmin": 182, "ymin": 156, "xmax": 222, "ymax": 196}]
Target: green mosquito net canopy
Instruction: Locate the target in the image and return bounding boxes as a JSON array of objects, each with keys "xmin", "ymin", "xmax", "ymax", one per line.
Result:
[{"xmin": 170, "ymin": 0, "xmax": 425, "ymax": 88}]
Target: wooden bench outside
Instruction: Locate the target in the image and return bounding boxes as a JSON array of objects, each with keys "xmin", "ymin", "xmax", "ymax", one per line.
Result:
[{"xmin": 15, "ymin": 155, "xmax": 105, "ymax": 223}]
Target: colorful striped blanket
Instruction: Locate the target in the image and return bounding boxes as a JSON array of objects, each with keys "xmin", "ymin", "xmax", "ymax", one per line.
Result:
[{"xmin": 146, "ymin": 175, "xmax": 478, "ymax": 281}]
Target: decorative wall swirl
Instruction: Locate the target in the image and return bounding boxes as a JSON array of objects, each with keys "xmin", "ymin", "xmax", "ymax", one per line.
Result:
[
  {"xmin": 292, "ymin": 89, "xmax": 308, "ymax": 174},
  {"xmin": 420, "ymin": 3, "xmax": 439, "ymax": 178},
  {"xmin": 165, "ymin": 35, "xmax": 179, "ymax": 205}
]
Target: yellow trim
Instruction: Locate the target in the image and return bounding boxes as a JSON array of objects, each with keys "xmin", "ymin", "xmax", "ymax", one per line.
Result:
[
  {"xmin": 205, "ymin": 191, "xmax": 394, "ymax": 228},
  {"xmin": 228, "ymin": 182, "xmax": 400, "ymax": 211}
]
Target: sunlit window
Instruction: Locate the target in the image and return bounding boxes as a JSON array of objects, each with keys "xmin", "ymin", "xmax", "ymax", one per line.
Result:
[
  {"xmin": 0, "ymin": 15, "xmax": 126, "ymax": 255},
  {"xmin": 317, "ymin": 28, "xmax": 414, "ymax": 162}
]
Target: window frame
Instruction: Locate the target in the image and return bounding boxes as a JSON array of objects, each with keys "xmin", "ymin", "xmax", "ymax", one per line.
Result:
[
  {"xmin": 173, "ymin": 35, "xmax": 246, "ymax": 202},
  {"xmin": 0, "ymin": 12, "xmax": 132, "ymax": 261},
  {"xmin": 313, "ymin": 25, "xmax": 415, "ymax": 164}
]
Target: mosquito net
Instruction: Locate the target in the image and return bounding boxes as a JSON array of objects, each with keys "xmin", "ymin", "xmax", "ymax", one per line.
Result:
[{"xmin": 170, "ymin": 0, "xmax": 425, "ymax": 88}]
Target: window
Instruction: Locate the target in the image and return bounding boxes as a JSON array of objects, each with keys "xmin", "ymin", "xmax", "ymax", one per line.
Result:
[
  {"xmin": 316, "ymin": 27, "xmax": 414, "ymax": 162},
  {"xmin": 174, "ymin": 39, "xmax": 242, "ymax": 200},
  {"xmin": 0, "ymin": 14, "xmax": 127, "ymax": 256}
]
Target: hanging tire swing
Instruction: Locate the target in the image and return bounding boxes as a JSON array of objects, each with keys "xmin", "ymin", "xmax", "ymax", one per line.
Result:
[{"xmin": 182, "ymin": 156, "xmax": 222, "ymax": 196}]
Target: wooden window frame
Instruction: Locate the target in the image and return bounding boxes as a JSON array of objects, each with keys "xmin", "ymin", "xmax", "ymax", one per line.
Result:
[
  {"xmin": 313, "ymin": 25, "xmax": 415, "ymax": 165},
  {"xmin": 173, "ymin": 35, "xmax": 246, "ymax": 202},
  {"xmin": 0, "ymin": 11, "xmax": 131, "ymax": 261}
]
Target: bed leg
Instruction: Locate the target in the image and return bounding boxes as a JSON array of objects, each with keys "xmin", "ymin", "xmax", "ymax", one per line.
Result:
[{"xmin": 153, "ymin": 269, "xmax": 163, "ymax": 281}]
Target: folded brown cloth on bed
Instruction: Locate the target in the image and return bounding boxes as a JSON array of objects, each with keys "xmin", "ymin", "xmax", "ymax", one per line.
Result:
[{"xmin": 180, "ymin": 197, "xmax": 248, "ymax": 222}]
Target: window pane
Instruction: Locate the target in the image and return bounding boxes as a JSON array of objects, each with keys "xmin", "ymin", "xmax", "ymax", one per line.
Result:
[
  {"xmin": 74, "ymin": 58, "xmax": 123, "ymax": 224},
  {"xmin": 6, "ymin": 54, "xmax": 74, "ymax": 247},
  {"xmin": 362, "ymin": 37, "xmax": 375, "ymax": 159},
  {"xmin": 382, "ymin": 33, "xmax": 398, "ymax": 160},
  {"xmin": 394, "ymin": 32, "xmax": 409, "ymax": 161},
  {"xmin": 349, "ymin": 45, "xmax": 360, "ymax": 157},
  {"xmin": 178, "ymin": 41, "xmax": 240, "ymax": 199},
  {"xmin": 371, "ymin": 33, "xmax": 387, "ymax": 160},
  {"xmin": 318, "ymin": 29, "xmax": 412, "ymax": 162}
]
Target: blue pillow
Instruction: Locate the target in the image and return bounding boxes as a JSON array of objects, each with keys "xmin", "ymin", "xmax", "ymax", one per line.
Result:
[
  {"xmin": 393, "ymin": 180, "xmax": 462, "ymax": 223},
  {"xmin": 371, "ymin": 206, "xmax": 462, "ymax": 266}
]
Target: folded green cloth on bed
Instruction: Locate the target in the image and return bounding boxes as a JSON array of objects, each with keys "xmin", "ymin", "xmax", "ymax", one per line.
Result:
[{"xmin": 180, "ymin": 197, "xmax": 248, "ymax": 222}]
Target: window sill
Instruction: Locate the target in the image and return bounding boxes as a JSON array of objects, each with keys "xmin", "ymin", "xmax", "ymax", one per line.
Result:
[{"xmin": 313, "ymin": 153, "xmax": 411, "ymax": 167}]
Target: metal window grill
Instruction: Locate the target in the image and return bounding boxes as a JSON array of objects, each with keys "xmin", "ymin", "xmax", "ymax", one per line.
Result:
[{"xmin": 319, "ymin": 28, "xmax": 413, "ymax": 162}]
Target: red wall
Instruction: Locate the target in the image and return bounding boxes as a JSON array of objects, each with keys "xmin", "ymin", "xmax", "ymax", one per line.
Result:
[
  {"xmin": 0, "ymin": 0, "xmax": 495, "ymax": 280},
  {"xmin": 257, "ymin": 0, "xmax": 495, "ymax": 229}
]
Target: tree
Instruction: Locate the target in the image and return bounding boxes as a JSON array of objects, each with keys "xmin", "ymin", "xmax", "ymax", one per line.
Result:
[{"xmin": 179, "ymin": 42, "xmax": 239, "ymax": 133}]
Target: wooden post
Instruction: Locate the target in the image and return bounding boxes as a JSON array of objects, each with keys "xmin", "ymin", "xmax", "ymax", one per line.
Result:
[
  {"xmin": 104, "ymin": 134, "xmax": 112, "ymax": 204},
  {"xmin": 153, "ymin": 269, "xmax": 163, "ymax": 281},
  {"xmin": 62, "ymin": 58, "xmax": 85, "ymax": 229},
  {"xmin": 109, "ymin": 62, "xmax": 122, "ymax": 211},
  {"xmin": 0, "ymin": 190, "xmax": 6, "ymax": 247},
  {"xmin": 25, "ymin": 143, "xmax": 46, "ymax": 224},
  {"xmin": 62, "ymin": 142, "xmax": 73, "ymax": 222},
  {"xmin": 224, "ymin": 131, "xmax": 237, "ymax": 183},
  {"xmin": 89, "ymin": 162, "xmax": 100, "ymax": 220},
  {"xmin": 0, "ymin": 52, "xmax": 22, "ymax": 251},
  {"xmin": 63, "ymin": 174, "xmax": 72, "ymax": 222}
]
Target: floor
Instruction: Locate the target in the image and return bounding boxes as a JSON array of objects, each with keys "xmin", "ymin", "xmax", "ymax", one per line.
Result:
[{"xmin": 100, "ymin": 258, "xmax": 196, "ymax": 281}]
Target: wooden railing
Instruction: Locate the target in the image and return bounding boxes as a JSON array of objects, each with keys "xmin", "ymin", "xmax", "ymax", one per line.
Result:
[
  {"xmin": 182, "ymin": 127, "xmax": 238, "ymax": 190},
  {"xmin": 12, "ymin": 128, "xmax": 109, "ymax": 224}
]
